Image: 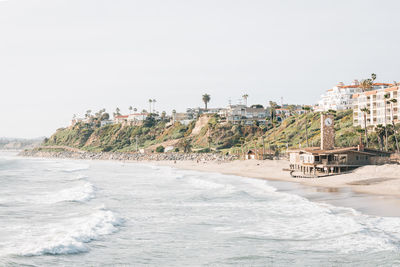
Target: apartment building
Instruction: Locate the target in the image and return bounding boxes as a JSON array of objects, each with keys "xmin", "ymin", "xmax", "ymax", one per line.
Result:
[
  {"xmin": 353, "ymin": 86, "xmax": 399, "ymax": 128},
  {"xmin": 317, "ymin": 80, "xmax": 362, "ymax": 111},
  {"xmin": 317, "ymin": 80, "xmax": 392, "ymax": 112}
]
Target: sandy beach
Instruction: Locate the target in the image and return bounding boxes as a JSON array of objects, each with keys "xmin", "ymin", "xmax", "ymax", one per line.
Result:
[{"xmin": 155, "ymin": 159, "xmax": 400, "ymax": 197}]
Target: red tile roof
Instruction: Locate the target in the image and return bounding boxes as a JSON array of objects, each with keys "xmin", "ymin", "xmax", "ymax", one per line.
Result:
[{"xmin": 384, "ymin": 86, "xmax": 399, "ymax": 92}]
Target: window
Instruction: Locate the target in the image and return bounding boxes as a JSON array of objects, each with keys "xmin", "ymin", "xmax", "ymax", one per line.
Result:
[{"xmin": 356, "ymin": 156, "xmax": 359, "ymax": 160}]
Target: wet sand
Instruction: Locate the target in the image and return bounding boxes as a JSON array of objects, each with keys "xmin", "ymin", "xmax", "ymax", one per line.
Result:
[{"xmin": 155, "ymin": 159, "xmax": 400, "ymax": 217}]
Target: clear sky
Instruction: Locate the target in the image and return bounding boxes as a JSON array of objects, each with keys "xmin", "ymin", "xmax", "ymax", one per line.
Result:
[{"xmin": 1, "ymin": 0, "xmax": 400, "ymax": 138}]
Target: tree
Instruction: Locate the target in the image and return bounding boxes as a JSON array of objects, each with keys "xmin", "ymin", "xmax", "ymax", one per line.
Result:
[
  {"xmin": 360, "ymin": 107, "xmax": 370, "ymax": 147},
  {"xmin": 85, "ymin": 110, "xmax": 92, "ymax": 118},
  {"xmin": 375, "ymin": 124, "xmax": 385, "ymax": 150},
  {"xmin": 384, "ymin": 93, "xmax": 390, "ymax": 151},
  {"xmin": 172, "ymin": 109, "xmax": 177, "ymax": 123},
  {"xmin": 148, "ymin": 99, "xmax": 153, "ymax": 113},
  {"xmin": 134, "ymin": 108, "xmax": 137, "ymax": 112},
  {"xmin": 288, "ymin": 105, "xmax": 296, "ymax": 116},
  {"xmin": 359, "ymin": 73, "xmax": 376, "ymax": 92},
  {"xmin": 129, "ymin": 106, "xmax": 133, "ymax": 114},
  {"xmin": 269, "ymin": 101, "xmax": 278, "ymax": 121},
  {"xmin": 182, "ymin": 139, "xmax": 192, "ymax": 153},
  {"xmin": 152, "ymin": 99, "xmax": 156, "ymax": 113},
  {"xmin": 242, "ymin": 94, "xmax": 249, "ymax": 106},
  {"xmin": 302, "ymin": 106, "xmax": 311, "ymax": 114},
  {"xmin": 161, "ymin": 111, "xmax": 166, "ymax": 120},
  {"xmin": 156, "ymin": 145, "xmax": 165, "ymax": 153},
  {"xmin": 100, "ymin": 113, "xmax": 110, "ymax": 121},
  {"xmin": 207, "ymin": 136, "xmax": 212, "ymax": 149},
  {"xmin": 390, "ymin": 98, "xmax": 399, "ymax": 152},
  {"xmin": 113, "ymin": 107, "xmax": 121, "ymax": 117},
  {"xmin": 202, "ymin": 94, "xmax": 211, "ymax": 110}
]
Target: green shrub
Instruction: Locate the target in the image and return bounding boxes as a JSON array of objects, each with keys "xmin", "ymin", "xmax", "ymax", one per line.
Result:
[{"xmin": 156, "ymin": 145, "xmax": 165, "ymax": 153}]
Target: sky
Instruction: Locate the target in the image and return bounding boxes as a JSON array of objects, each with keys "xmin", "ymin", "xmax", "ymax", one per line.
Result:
[{"xmin": 1, "ymin": 0, "xmax": 400, "ymax": 138}]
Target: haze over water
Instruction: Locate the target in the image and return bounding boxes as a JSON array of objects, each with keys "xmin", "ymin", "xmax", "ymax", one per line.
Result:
[{"xmin": 1, "ymin": 151, "xmax": 400, "ymax": 266}]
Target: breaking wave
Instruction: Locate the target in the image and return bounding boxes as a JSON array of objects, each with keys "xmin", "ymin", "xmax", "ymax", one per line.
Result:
[
  {"xmin": 18, "ymin": 209, "xmax": 123, "ymax": 256},
  {"xmin": 39, "ymin": 182, "xmax": 96, "ymax": 203}
]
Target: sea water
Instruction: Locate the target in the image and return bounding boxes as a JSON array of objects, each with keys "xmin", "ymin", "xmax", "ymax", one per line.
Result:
[{"xmin": 1, "ymin": 151, "xmax": 400, "ymax": 266}]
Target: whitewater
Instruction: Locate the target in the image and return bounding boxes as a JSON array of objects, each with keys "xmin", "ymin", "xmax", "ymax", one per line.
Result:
[{"xmin": 1, "ymin": 151, "xmax": 400, "ymax": 266}]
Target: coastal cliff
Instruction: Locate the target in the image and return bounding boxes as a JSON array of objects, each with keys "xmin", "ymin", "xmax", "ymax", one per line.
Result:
[{"xmin": 33, "ymin": 110, "xmax": 383, "ymax": 155}]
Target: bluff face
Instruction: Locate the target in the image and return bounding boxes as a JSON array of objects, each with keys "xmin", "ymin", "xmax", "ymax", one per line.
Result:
[{"xmin": 42, "ymin": 110, "xmax": 362, "ymax": 153}]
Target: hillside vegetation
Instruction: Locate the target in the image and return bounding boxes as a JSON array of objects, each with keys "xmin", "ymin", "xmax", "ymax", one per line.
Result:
[{"xmin": 43, "ymin": 110, "xmax": 393, "ymax": 153}]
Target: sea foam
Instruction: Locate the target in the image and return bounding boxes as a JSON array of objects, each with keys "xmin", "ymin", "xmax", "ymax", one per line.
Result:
[{"xmin": 16, "ymin": 209, "xmax": 123, "ymax": 256}]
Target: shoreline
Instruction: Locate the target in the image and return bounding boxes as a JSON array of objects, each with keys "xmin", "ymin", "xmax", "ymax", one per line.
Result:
[
  {"xmin": 153, "ymin": 159, "xmax": 400, "ymax": 217},
  {"xmin": 153, "ymin": 159, "xmax": 400, "ymax": 197},
  {"xmin": 16, "ymin": 150, "xmax": 400, "ymax": 216},
  {"xmin": 19, "ymin": 149, "xmax": 400, "ymax": 197}
]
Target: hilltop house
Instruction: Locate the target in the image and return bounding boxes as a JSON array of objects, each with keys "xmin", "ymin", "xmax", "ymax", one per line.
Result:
[
  {"xmin": 275, "ymin": 108, "xmax": 291, "ymax": 122},
  {"xmin": 353, "ymin": 85, "xmax": 399, "ymax": 128},
  {"xmin": 172, "ymin": 112, "xmax": 194, "ymax": 125},
  {"xmin": 226, "ymin": 105, "xmax": 268, "ymax": 125},
  {"xmin": 114, "ymin": 115, "xmax": 129, "ymax": 124},
  {"xmin": 127, "ymin": 113, "xmax": 148, "ymax": 126},
  {"xmin": 100, "ymin": 120, "xmax": 113, "ymax": 127}
]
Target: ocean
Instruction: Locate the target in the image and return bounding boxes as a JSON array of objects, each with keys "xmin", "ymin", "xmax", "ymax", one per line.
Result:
[{"xmin": 1, "ymin": 151, "xmax": 400, "ymax": 266}]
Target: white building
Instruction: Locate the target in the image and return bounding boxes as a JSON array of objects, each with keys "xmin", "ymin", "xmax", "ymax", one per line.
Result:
[
  {"xmin": 226, "ymin": 105, "xmax": 267, "ymax": 125},
  {"xmin": 353, "ymin": 86, "xmax": 399, "ymax": 128},
  {"xmin": 317, "ymin": 80, "xmax": 362, "ymax": 111},
  {"xmin": 127, "ymin": 113, "xmax": 148, "ymax": 125},
  {"xmin": 100, "ymin": 120, "xmax": 113, "ymax": 127},
  {"xmin": 317, "ymin": 80, "xmax": 392, "ymax": 112}
]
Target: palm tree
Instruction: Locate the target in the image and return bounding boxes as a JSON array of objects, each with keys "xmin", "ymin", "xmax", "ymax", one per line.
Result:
[
  {"xmin": 376, "ymin": 124, "xmax": 385, "ymax": 150},
  {"xmin": 390, "ymin": 98, "xmax": 399, "ymax": 152},
  {"xmin": 269, "ymin": 101, "xmax": 278, "ymax": 121},
  {"xmin": 172, "ymin": 109, "xmax": 177, "ymax": 123},
  {"xmin": 152, "ymin": 99, "xmax": 156, "ymax": 112},
  {"xmin": 129, "ymin": 106, "xmax": 133, "ymax": 114},
  {"xmin": 134, "ymin": 108, "xmax": 137, "ymax": 112},
  {"xmin": 384, "ymin": 93, "xmax": 390, "ymax": 151},
  {"xmin": 85, "ymin": 110, "xmax": 92, "ymax": 118},
  {"xmin": 242, "ymin": 94, "xmax": 249, "ymax": 106},
  {"xmin": 148, "ymin": 99, "xmax": 152, "ymax": 113},
  {"xmin": 360, "ymin": 107, "xmax": 370, "ymax": 147},
  {"xmin": 359, "ymin": 73, "xmax": 376, "ymax": 92},
  {"xmin": 202, "ymin": 94, "xmax": 211, "ymax": 110}
]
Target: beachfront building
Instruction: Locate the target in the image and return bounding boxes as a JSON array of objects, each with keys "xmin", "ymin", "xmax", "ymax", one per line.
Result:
[
  {"xmin": 226, "ymin": 105, "xmax": 268, "ymax": 125},
  {"xmin": 289, "ymin": 114, "xmax": 391, "ymax": 177},
  {"xmin": 353, "ymin": 86, "xmax": 399, "ymax": 128}
]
